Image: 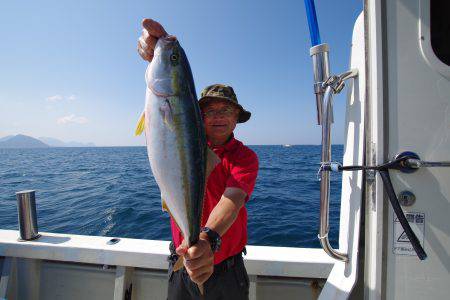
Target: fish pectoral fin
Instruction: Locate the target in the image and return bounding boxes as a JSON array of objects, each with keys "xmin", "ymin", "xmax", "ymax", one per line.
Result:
[
  {"xmin": 173, "ymin": 256, "xmax": 184, "ymax": 272},
  {"xmin": 160, "ymin": 99, "xmax": 174, "ymax": 130},
  {"xmin": 206, "ymin": 148, "xmax": 221, "ymax": 179},
  {"xmin": 134, "ymin": 111, "xmax": 146, "ymax": 136}
]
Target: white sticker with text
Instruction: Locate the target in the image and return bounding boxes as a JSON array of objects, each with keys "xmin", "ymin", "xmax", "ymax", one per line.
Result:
[{"xmin": 393, "ymin": 212, "xmax": 425, "ymax": 256}]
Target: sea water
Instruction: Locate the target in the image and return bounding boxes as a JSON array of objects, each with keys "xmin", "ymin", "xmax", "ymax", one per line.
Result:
[{"xmin": 0, "ymin": 145, "xmax": 342, "ymax": 248}]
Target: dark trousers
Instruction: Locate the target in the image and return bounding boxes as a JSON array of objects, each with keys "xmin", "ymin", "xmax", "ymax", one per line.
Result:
[{"xmin": 167, "ymin": 243, "xmax": 249, "ymax": 300}]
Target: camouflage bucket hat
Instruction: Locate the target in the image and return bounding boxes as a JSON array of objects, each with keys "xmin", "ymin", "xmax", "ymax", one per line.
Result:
[{"xmin": 198, "ymin": 84, "xmax": 251, "ymax": 123}]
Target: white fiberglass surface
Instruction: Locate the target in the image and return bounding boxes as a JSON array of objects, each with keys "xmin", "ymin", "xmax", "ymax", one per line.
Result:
[
  {"xmin": 0, "ymin": 230, "xmax": 334, "ymax": 278},
  {"xmin": 384, "ymin": 1, "xmax": 450, "ymax": 298}
]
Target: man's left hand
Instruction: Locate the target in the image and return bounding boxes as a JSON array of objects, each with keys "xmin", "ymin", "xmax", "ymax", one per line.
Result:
[{"xmin": 176, "ymin": 235, "xmax": 214, "ymax": 285}]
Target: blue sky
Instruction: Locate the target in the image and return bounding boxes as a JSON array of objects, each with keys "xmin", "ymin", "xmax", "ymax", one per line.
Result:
[{"xmin": 0, "ymin": 1, "xmax": 362, "ymax": 146}]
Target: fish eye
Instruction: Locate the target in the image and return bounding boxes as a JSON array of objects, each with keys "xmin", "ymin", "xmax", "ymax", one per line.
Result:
[{"xmin": 170, "ymin": 53, "xmax": 179, "ymax": 62}]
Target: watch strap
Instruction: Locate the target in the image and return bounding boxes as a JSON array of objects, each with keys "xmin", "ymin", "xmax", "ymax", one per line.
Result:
[{"xmin": 201, "ymin": 227, "xmax": 221, "ymax": 252}]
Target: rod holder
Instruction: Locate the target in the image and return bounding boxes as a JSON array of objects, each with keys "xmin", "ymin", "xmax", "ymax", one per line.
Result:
[
  {"xmin": 310, "ymin": 43, "xmax": 331, "ymax": 125},
  {"xmin": 16, "ymin": 190, "xmax": 41, "ymax": 241}
]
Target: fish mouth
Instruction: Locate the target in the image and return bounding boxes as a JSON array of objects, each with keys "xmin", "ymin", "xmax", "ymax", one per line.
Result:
[
  {"xmin": 145, "ymin": 61, "xmax": 175, "ymax": 98},
  {"xmin": 145, "ymin": 36, "xmax": 179, "ymax": 98},
  {"xmin": 154, "ymin": 35, "xmax": 178, "ymax": 54},
  {"xmin": 160, "ymin": 35, "xmax": 177, "ymax": 44}
]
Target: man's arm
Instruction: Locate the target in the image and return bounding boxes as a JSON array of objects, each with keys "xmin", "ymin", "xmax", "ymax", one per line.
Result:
[
  {"xmin": 204, "ymin": 187, "xmax": 247, "ymax": 236},
  {"xmin": 176, "ymin": 187, "xmax": 247, "ymax": 285}
]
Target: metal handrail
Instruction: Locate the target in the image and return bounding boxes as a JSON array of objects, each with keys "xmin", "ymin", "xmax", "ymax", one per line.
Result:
[
  {"xmin": 318, "ymin": 85, "xmax": 348, "ymax": 262},
  {"xmin": 310, "ymin": 42, "xmax": 358, "ymax": 262}
]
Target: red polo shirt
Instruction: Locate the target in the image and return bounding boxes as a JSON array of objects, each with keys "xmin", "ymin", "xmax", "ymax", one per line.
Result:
[{"xmin": 170, "ymin": 135, "xmax": 259, "ymax": 264}]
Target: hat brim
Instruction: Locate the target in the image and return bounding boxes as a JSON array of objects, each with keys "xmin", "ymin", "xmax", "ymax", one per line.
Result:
[{"xmin": 198, "ymin": 96, "xmax": 251, "ymax": 123}]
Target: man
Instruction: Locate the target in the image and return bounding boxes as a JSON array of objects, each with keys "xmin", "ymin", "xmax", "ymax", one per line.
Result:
[{"xmin": 138, "ymin": 19, "xmax": 258, "ymax": 300}]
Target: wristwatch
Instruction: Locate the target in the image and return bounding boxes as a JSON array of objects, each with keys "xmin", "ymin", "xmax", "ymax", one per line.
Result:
[{"xmin": 201, "ymin": 227, "xmax": 221, "ymax": 252}]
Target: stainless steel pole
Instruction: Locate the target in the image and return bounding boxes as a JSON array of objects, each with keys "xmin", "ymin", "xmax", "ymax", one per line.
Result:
[
  {"xmin": 310, "ymin": 43, "xmax": 331, "ymax": 125},
  {"xmin": 16, "ymin": 190, "xmax": 41, "ymax": 241},
  {"xmin": 318, "ymin": 86, "xmax": 348, "ymax": 262}
]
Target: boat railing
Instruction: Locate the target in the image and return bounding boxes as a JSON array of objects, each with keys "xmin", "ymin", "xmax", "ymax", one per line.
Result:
[{"xmin": 0, "ymin": 229, "xmax": 335, "ymax": 299}]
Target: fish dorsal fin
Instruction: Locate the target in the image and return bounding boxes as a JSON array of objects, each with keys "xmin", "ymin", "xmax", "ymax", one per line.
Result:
[
  {"xmin": 161, "ymin": 198, "xmax": 186, "ymax": 272},
  {"xmin": 173, "ymin": 256, "xmax": 184, "ymax": 272},
  {"xmin": 134, "ymin": 111, "xmax": 146, "ymax": 136},
  {"xmin": 173, "ymin": 238, "xmax": 188, "ymax": 272},
  {"xmin": 206, "ymin": 148, "xmax": 221, "ymax": 179}
]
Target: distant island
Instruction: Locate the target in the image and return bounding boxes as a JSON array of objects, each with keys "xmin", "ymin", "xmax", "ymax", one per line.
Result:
[
  {"xmin": 39, "ymin": 137, "xmax": 95, "ymax": 148},
  {"xmin": 0, "ymin": 134, "xmax": 95, "ymax": 148}
]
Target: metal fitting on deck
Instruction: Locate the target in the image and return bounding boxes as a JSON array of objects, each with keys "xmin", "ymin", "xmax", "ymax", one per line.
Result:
[{"xmin": 16, "ymin": 190, "xmax": 41, "ymax": 241}]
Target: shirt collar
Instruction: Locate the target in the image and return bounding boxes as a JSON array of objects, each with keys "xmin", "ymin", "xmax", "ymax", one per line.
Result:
[{"xmin": 208, "ymin": 133, "xmax": 238, "ymax": 153}]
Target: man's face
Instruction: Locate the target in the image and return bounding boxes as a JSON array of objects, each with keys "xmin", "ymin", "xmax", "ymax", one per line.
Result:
[{"xmin": 202, "ymin": 101, "xmax": 239, "ymax": 143}]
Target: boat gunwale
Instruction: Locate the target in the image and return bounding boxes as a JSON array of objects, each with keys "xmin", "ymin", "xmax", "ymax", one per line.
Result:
[{"xmin": 0, "ymin": 229, "xmax": 334, "ymax": 279}]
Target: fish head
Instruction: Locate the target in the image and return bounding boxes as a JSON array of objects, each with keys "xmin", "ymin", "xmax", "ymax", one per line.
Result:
[{"xmin": 146, "ymin": 36, "xmax": 196, "ymax": 99}]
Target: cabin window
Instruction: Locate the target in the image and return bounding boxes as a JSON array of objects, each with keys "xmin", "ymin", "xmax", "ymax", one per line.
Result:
[{"xmin": 430, "ymin": 1, "xmax": 450, "ymax": 66}]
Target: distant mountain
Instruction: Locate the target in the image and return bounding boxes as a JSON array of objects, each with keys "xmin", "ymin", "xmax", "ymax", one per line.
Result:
[
  {"xmin": 39, "ymin": 137, "xmax": 95, "ymax": 147},
  {"xmin": 0, "ymin": 135, "xmax": 14, "ymax": 142},
  {"xmin": 38, "ymin": 137, "xmax": 66, "ymax": 147},
  {"xmin": 0, "ymin": 134, "xmax": 50, "ymax": 148}
]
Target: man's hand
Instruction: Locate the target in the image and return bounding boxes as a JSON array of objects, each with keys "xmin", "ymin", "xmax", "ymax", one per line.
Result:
[
  {"xmin": 176, "ymin": 234, "xmax": 214, "ymax": 285},
  {"xmin": 138, "ymin": 19, "xmax": 169, "ymax": 62}
]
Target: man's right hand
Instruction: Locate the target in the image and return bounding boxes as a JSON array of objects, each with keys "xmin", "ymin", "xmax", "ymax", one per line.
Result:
[{"xmin": 138, "ymin": 19, "xmax": 169, "ymax": 62}]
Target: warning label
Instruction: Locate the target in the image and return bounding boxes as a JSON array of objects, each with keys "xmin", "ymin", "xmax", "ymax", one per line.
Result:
[
  {"xmin": 393, "ymin": 212, "xmax": 425, "ymax": 256},
  {"xmin": 397, "ymin": 231, "xmax": 409, "ymax": 242}
]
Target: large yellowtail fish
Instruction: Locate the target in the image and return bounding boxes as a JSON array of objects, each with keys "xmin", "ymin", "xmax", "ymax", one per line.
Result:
[{"xmin": 135, "ymin": 36, "xmax": 219, "ymax": 281}]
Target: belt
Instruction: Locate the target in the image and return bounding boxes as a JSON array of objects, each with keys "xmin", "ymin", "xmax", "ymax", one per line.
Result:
[
  {"xmin": 214, "ymin": 251, "xmax": 243, "ymax": 273},
  {"xmin": 168, "ymin": 242, "xmax": 246, "ymax": 273}
]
